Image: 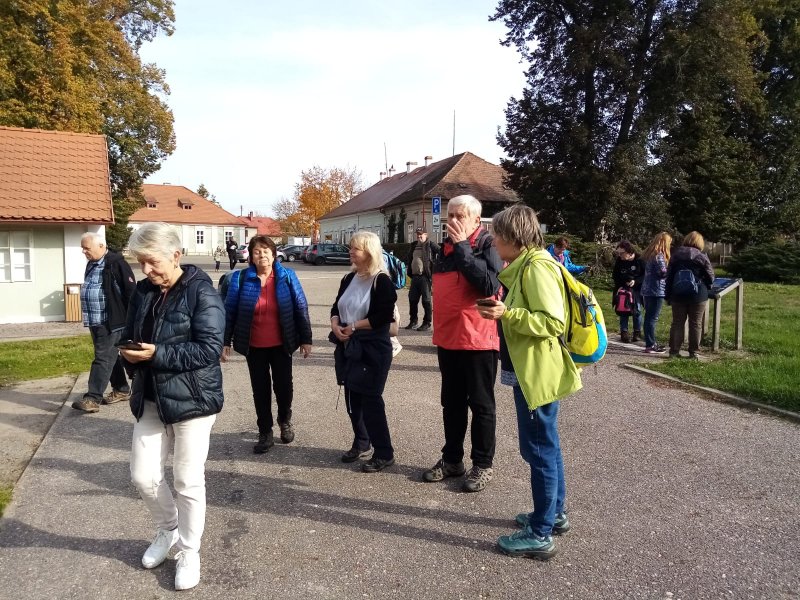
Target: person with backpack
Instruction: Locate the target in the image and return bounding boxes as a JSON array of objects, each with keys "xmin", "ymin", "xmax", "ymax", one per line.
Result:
[
  {"xmin": 546, "ymin": 236, "xmax": 587, "ymax": 276},
  {"xmin": 404, "ymin": 227, "xmax": 440, "ymax": 331},
  {"xmin": 475, "ymin": 204, "xmax": 582, "ymax": 561},
  {"xmin": 222, "ymin": 235, "xmax": 313, "ymax": 453},
  {"xmin": 382, "ymin": 250, "xmax": 406, "ymax": 357},
  {"xmin": 422, "ymin": 195, "xmax": 503, "ymax": 493},
  {"xmin": 612, "ymin": 240, "xmax": 645, "ymax": 343},
  {"xmin": 640, "ymin": 232, "xmax": 673, "ymax": 354},
  {"xmin": 665, "ymin": 231, "xmax": 715, "ymax": 359}
]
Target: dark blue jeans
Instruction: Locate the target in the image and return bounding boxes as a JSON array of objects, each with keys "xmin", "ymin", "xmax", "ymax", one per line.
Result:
[
  {"xmin": 513, "ymin": 386, "xmax": 565, "ymax": 538},
  {"xmin": 408, "ymin": 275, "xmax": 432, "ymax": 324},
  {"xmin": 86, "ymin": 325, "xmax": 129, "ymax": 400},
  {"xmin": 643, "ymin": 296, "xmax": 665, "ymax": 348},
  {"xmin": 346, "ymin": 388, "xmax": 394, "ymax": 461}
]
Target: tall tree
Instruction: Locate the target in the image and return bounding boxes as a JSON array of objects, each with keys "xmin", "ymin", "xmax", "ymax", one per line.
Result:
[
  {"xmin": 292, "ymin": 166, "xmax": 363, "ymax": 240},
  {"xmin": 196, "ymin": 183, "xmax": 219, "ymax": 205},
  {"xmin": 0, "ymin": 0, "xmax": 176, "ymax": 249},
  {"xmin": 492, "ymin": 0, "xmax": 800, "ymax": 246},
  {"xmin": 273, "ymin": 197, "xmax": 313, "ymax": 237}
]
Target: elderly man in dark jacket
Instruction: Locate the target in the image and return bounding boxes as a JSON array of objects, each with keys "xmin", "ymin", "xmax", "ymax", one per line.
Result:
[
  {"xmin": 73, "ymin": 232, "xmax": 137, "ymax": 413},
  {"xmin": 404, "ymin": 227, "xmax": 440, "ymax": 331}
]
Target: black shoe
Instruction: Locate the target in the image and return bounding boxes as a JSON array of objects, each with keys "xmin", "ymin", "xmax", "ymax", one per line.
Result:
[
  {"xmin": 416, "ymin": 322, "xmax": 431, "ymax": 331},
  {"xmin": 362, "ymin": 457, "xmax": 395, "ymax": 473},
  {"xmin": 279, "ymin": 421, "xmax": 295, "ymax": 443},
  {"xmin": 253, "ymin": 430, "xmax": 274, "ymax": 454},
  {"xmin": 404, "ymin": 321, "xmax": 418, "ymax": 330},
  {"xmin": 341, "ymin": 447, "xmax": 372, "ymax": 463}
]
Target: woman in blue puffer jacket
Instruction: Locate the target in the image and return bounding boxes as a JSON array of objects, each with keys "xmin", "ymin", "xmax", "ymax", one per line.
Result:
[
  {"xmin": 223, "ymin": 235, "xmax": 313, "ymax": 454},
  {"xmin": 120, "ymin": 222, "xmax": 225, "ymax": 592}
]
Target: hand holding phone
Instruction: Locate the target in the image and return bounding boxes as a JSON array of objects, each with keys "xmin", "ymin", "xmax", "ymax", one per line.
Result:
[
  {"xmin": 475, "ymin": 298, "xmax": 497, "ymax": 307},
  {"xmin": 116, "ymin": 340, "xmax": 144, "ymax": 351}
]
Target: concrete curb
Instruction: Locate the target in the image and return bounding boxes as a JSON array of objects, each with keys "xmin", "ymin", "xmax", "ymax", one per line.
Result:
[{"xmin": 620, "ymin": 363, "xmax": 800, "ymax": 424}]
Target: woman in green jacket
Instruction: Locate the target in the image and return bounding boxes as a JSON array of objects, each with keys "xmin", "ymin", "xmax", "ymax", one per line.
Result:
[{"xmin": 476, "ymin": 204, "xmax": 582, "ymax": 561}]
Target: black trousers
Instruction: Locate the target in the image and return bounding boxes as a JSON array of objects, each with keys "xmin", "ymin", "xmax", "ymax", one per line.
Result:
[
  {"xmin": 437, "ymin": 347, "xmax": 498, "ymax": 469},
  {"xmin": 346, "ymin": 388, "xmax": 394, "ymax": 461},
  {"xmin": 245, "ymin": 346, "xmax": 293, "ymax": 434},
  {"xmin": 408, "ymin": 275, "xmax": 432, "ymax": 324},
  {"xmin": 228, "ymin": 251, "xmax": 237, "ymax": 270}
]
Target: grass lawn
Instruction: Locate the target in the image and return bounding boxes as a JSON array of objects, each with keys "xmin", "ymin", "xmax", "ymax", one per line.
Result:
[
  {"xmin": 0, "ymin": 335, "xmax": 94, "ymax": 387},
  {"xmin": 594, "ymin": 281, "xmax": 800, "ymax": 413},
  {"xmin": 0, "ymin": 485, "xmax": 11, "ymax": 518}
]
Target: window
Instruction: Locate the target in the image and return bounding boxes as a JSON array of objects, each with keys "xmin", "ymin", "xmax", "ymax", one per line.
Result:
[
  {"xmin": 196, "ymin": 230, "xmax": 204, "ymax": 245},
  {"xmin": 0, "ymin": 231, "xmax": 32, "ymax": 282},
  {"xmin": 183, "ymin": 204, "xmax": 192, "ymax": 210},
  {"xmin": 225, "ymin": 231, "xmax": 233, "ymax": 242}
]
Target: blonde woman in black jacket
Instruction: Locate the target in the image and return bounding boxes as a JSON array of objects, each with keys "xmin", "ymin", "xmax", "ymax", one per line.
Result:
[
  {"xmin": 120, "ymin": 222, "xmax": 225, "ymax": 592},
  {"xmin": 330, "ymin": 231, "xmax": 397, "ymax": 473}
]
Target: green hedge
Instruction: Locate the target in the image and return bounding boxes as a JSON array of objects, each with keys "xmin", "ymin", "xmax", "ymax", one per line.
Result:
[{"xmin": 726, "ymin": 241, "xmax": 800, "ymax": 284}]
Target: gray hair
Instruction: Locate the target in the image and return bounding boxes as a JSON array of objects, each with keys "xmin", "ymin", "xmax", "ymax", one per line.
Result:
[
  {"xmin": 492, "ymin": 204, "xmax": 545, "ymax": 249},
  {"xmin": 447, "ymin": 194, "xmax": 482, "ymax": 218},
  {"xmin": 81, "ymin": 232, "xmax": 106, "ymax": 247},
  {"xmin": 128, "ymin": 222, "xmax": 182, "ymax": 260}
]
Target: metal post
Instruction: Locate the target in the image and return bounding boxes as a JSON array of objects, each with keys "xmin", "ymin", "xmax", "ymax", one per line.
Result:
[
  {"xmin": 735, "ymin": 280, "xmax": 744, "ymax": 350},
  {"xmin": 712, "ymin": 296, "xmax": 722, "ymax": 351}
]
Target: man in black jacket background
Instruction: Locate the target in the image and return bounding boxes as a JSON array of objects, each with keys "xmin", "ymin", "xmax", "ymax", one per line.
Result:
[
  {"xmin": 73, "ymin": 232, "xmax": 137, "ymax": 413},
  {"xmin": 404, "ymin": 227, "xmax": 440, "ymax": 331}
]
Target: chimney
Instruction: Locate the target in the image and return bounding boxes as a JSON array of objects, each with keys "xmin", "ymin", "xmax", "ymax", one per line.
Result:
[
  {"xmin": 389, "ymin": 165, "xmax": 395, "ymax": 177},
  {"xmin": 406, "ymin": 161, "xmax": 418, "ymax": 173},
  {"xmin": 380, "ymin": 171, "xmax": 386, "ymax": 180},
  {"xmin": 248, "ymin": 211, "xmax": 253, "ymax": 219},
  {"xmin": 424, "ymin": 155, "xmax": 432, "ymax": 167}
]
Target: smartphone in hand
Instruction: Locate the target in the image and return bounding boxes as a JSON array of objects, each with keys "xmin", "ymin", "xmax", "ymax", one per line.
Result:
[
  {"xmin": 476, "ymin": 298, "xmax": 497, "ymax": 307},
  {"xmin": 116, "ymin": 340, "xmax": 144, "ymax": 351}
]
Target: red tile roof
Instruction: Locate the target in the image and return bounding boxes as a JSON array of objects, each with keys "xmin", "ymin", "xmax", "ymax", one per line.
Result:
[
  {"xmin": 131, "ymin": 184, "xmax": 243, "ymax": 226},
  {"xmin": 240, "ymin": 215, "xmax": 282, "ymax": 236},
  {"xmin": 0, "ymin": 126, "xmax": 113, "ymax": 223},
  {"xmin": 321, "ymin": 152, "xmax": 518, "ymax": 220}
]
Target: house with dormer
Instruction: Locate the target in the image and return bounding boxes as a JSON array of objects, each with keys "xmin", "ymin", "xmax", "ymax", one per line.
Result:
[
  {"xmin": 129, "ymin": 184, "xmax": 246, "ymax": 255},
  {"xmin": 318, "ymin": 152, "xmax": 518, "ymax": 245},
  {"xmin": 0, "ymin": 126, "xmax": 115, "ymax": 323}
]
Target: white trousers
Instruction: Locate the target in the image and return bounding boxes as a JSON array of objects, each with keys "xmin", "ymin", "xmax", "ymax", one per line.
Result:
[{"xmin": 130, "ymin": 401, "xmax": 216, "ymax": 553}]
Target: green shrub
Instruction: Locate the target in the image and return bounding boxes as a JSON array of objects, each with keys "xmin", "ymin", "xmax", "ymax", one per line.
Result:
[{"xmin": 726, "ymin": 241, "xmax": 800, "ymax": 284}]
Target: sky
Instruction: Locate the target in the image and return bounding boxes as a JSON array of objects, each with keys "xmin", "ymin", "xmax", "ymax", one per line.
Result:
[{"xmin": 138, "ymin": 1, "xmax": 527, "ymax": 218}]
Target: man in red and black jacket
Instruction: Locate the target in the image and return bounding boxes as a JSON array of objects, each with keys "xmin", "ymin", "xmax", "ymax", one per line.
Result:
[{"xmin": 421, "ymin": 194, "xmax": 503, "ymax": 493}]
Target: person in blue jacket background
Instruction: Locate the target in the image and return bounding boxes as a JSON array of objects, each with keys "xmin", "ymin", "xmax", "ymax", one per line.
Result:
[
  {"xmin": 546, "ymin": 236, "xmax": 587, "ymax": 276},
  {"xmin": 223, "ymin": 235, "xmax": 313, "ymax": 454}
]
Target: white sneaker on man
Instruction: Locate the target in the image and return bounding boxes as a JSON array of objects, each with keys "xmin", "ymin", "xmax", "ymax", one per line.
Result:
[
  {"xmin": 174, "ymin": 550, "xmax": 201, "ymax": 591},
  {"xmin": 141, "ymin": 527, "xmax": 179, "ymax": 569}
]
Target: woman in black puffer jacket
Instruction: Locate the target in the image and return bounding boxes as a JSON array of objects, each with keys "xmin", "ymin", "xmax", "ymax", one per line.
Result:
[{"xmin": 120, "ymin": 222, "xmax": 224, "ymax": 592}]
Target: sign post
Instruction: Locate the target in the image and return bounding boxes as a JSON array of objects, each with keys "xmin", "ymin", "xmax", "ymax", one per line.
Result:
[{"xmin": 432, "ymin": 196, "xmax": 441, "ymax": 242}]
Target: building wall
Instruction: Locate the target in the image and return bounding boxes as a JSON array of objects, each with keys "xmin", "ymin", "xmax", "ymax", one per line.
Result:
[
  {"xmin": 319, "ymin": 211, "xmax": 385, "ymax": 244},
  {"xmin": 0, "ymin": 226, "xmax": 67, "ymax": 323},
  {"xmin": 129, "ymin": 222, "xmax": 245, "ymax": 256}
]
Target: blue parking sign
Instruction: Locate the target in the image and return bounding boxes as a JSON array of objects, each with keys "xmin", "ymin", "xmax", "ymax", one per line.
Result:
[{"xmin": 432, "ymin": 196, "xmax": 441, "ymax": 215}]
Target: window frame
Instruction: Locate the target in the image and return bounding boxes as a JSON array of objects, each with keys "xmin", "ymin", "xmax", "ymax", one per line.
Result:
[{"xmin": 0, "ymin": 230, "xmax": 33, "ymax": 283}]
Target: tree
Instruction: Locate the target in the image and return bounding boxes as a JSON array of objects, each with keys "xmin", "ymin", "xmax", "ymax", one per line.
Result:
[
  {"xmin": 492, "ymin": 0, "xmax": 800, "ymax": 246},
  {"xmin": 0, "ymin": 0, "xmax": 176, "ymax": 249},
  {"xmin": 397, "ymin": 208, "xmax": 406, "ymax": 243},
  {"xmin": 386, "ymin": 212, "xmax": 397, "ymax": 243},
  {"xmin": 273, "ymin": 197, "xmax": 313, "ymax": 237},
  {"xmin": 292, "ymin": 165, "xmax": 363, "ymax": 240},
  {"xmin": 196, "ymin": 183, "xmax": 219, "ymax": 205}
]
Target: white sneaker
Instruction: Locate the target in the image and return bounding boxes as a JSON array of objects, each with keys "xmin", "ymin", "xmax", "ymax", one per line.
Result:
[
  {"xmin": 391, "ymin": 337, "xmax": 402, "ymax": 357},
  {"xmin": 141, "ymin": 527, "xmax": 179, "ymax": 569},
  {"xmin": 174, "ymin": 550, "xmax": 201, "ymax": 591}
]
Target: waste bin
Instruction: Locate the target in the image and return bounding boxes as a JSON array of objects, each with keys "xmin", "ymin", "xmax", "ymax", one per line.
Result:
[{"xmin": 64, "ymin": 284, "xmax": 82, "ymax": 322}]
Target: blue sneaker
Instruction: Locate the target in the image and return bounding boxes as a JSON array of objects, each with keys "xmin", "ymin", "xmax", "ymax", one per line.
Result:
[
  {"xmin": 514, "ymin": 511, "xmax": 570, "ymax": 535},
  {"xmin": 497, "ymin": 527, "xmax": 557, "ymax": 560}
]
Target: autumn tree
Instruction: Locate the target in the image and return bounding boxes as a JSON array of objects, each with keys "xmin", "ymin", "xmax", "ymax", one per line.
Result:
[
  {"xmin": 273, "ymin": 197, "xmax": 313, "ymax": 237},
  {"xmin": 290, "ymin": 166, "xmax": 363, "ymax": 239},
  {"xmin": 0, "ymin": 0, "xmax": 176, "ymax": 249}
]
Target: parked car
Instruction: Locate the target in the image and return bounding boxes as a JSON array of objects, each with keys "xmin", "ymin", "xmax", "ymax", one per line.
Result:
[
  {"xmin": 235, "ymin": 244, "xmax": 249, "ymax": 263},
  {"xmin": 281, "ymin": 245, "xmax": 306, "ymax": 262},
  {"xmin": 306, "ymin": 243, "xmax": 351, "ymax": 265},
  {"xmin": 275, "ymin": 248, "xmax": 287, "ymax": 262},
  {"xmin": 301, "ymin": 245, "xmax": 311, "ymax": 263}
]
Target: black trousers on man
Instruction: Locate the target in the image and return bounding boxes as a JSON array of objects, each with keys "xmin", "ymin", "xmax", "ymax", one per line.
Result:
[
  {"xmin": 227, "ymin": 250, "xmax": 237, "ymax": 270},
  {"xmin": 436, "ymin": 347, "xmax": 498, "ymax": 469},
  {"xmin": 245, "ymin": 346, "xmax": 293, "ymax": 434},
  {"xmin": 408, "ymin": 274, "xmax": 432, "ymax": 325}
]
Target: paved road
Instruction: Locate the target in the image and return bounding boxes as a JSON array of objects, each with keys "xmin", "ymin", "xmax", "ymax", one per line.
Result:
[{"xmin": 0, "ymin": 266, "xmax": 798, "ymax": 599}]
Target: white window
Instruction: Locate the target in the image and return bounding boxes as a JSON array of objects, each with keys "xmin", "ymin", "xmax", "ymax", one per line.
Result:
[
  {"xmin": 225, "ymin": 231, "xmax": 233, "ymax": 242},
  {"xmin": 0, "ymin": 231, "xmax": 33, "ymax": 282},
  {"xmin": 196, "ymin": 230, "xmax": 204, "ymax": 245}
]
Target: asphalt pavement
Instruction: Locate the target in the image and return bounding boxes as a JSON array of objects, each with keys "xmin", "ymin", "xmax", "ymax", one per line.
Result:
[{"xmin": 0, "ymin": 259, "xmax": 798, "ymax": 599}]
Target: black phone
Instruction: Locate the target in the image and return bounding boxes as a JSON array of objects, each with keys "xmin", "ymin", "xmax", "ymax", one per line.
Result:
[
  {"xmin": 476, "ymin": 298, "xmax": 497, "ymax": 306},
  {"xmin": 116, "ymin": 340, "xmax": 144, "ymax": 351}
]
